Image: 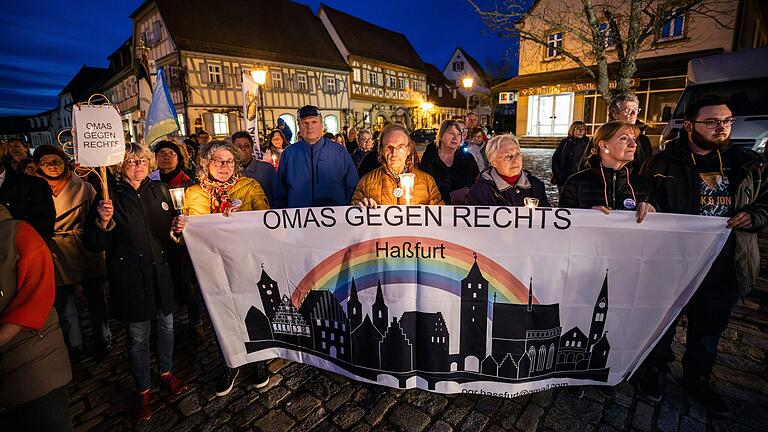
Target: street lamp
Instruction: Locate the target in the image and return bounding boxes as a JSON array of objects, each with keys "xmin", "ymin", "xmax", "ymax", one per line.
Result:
[
  {"xmin": 462, "ymin": 77, "xmax": 474, "ymax": 113},
  {"xmin": 251, "ymin": 69, "xmax": 268, "ymax": 140}
]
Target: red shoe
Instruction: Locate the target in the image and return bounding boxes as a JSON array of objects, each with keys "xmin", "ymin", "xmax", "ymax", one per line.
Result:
[
  {"xmin": 135, "ymin": 390, "xmax": 152, "ymax": 422},
  {"xmin": 159, "ymin": 372, "xmax": 188, "ymax": 396}
]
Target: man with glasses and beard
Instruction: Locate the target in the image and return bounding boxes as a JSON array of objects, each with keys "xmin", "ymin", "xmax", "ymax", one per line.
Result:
[{"xmin": 636, "ymin": 98, "xmax": 768, "ymax": 416}]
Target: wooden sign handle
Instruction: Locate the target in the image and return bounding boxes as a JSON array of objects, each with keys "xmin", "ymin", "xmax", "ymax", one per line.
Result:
[{"xmin": 99, "ymin": 166, "xmax": 110, "ymax": 201}]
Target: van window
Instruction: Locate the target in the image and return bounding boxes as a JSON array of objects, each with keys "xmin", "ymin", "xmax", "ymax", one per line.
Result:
[{"xmin": 672, "ymin": 78, "xmax": 768, "ymax": 119}]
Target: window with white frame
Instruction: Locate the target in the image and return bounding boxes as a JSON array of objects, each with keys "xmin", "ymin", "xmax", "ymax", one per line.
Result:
[
  {"xmin": 213, "ymin": 113, "xmax": 228, "ymax": 135},
  {"xmin": 325, "ymin": 76, "xmax": 336, "ymax": 93},
  {"xmin": 271, "ymin": 71, "xmax": 283, "ymax": 89},
  {"xmin": 599, "ymin": 23, "xmax": 615, "ymax": 49},
  {"xmin": 546, "ymin": 32, "xmax": 563, "ymax": 59},
  {"xmin": 296, "ymin": 74, "xmax": 308, "ymax": 91},
  {"xmin": 208, "ymin": 64, "xmax": 223, "ymax": 84},
  {"xmin": 368, "ymin": 71, "xmax": 377, "ymax": 85},
  {"xmin": 411, "ymin": 80, "xmax": 421, "ymax": 92},
  {"xmin": 398, "ymin": 77, "xmax": 405, "ymax": 89},
  {"xmin": 387, "ymin": 76, "xmax": 397, "ymax": 88},
  {"xmin": 353, "ymin": 68, "xmax": 361, "ymax": 82},
  {"xmin": 660, "ymin": 9, "xmax": 686, "ymax": 40},
  {"xmin": 453, "ymin": 61, "xmax": 464, "ymax": 72}
]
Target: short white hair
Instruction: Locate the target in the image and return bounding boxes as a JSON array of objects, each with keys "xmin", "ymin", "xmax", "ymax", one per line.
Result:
[{"xmin": 485, "ymin": 133, "xmax": 520, "ymax": 164}]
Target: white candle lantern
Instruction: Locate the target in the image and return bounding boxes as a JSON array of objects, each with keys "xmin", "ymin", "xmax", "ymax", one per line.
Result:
[
  {"xmin": 169, "ymin": 188, "xmax": 185, "ymax": 214},
  {"xmin": 399, "ymin": 173, "xmax": 415, "ymax": 205}
]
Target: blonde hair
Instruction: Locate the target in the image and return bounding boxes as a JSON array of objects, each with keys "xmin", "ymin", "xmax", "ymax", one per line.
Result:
[
  {"xmin": 592, "ymin": 121, "xmax": 640, "ymax": 155},
  {"xmin": 486, "ymin": 133, "xmax": 520, "ymax": 165},
  {"xmin": 110, "ymin": 142, "xmax": 155, "ymax": 177},
  {"xmin": 436, "ymin": 119, "xmax": 462, "ymax": 147}
]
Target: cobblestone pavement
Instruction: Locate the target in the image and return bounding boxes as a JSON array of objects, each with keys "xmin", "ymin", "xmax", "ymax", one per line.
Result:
[{"xmin": 66, "ymin": 148, "xmax": 768, "ymax": 432}]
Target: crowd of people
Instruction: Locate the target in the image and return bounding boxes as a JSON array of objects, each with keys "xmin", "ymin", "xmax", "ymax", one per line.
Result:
[{"xmin": 0, "ymin": 94, "xmax": 764, "ymax": 430}]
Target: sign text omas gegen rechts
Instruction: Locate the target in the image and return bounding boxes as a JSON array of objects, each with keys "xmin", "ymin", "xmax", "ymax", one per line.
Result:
[{"xmin": 262, "ymin": 206, "xmax": 573, "ymax": 231}]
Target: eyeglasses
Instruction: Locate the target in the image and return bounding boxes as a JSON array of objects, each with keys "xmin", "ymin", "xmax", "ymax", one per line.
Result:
[
  {"xmin": 384, "ymin": 145, "xmax": 409, "ymax": 154},
  {"xmin": 157, "ymin": 150, "xmax": 177, "ymax": 158},
  {"xmin": 621, "ymin": 108, "xmax": 642, "ymax": 116},
  {"xmin": 690, "ymin": 118, "xmax": 736, "ymax": 129},
  {"xmin": 210, "ymin": 158, "xmax": 236, "ymax": 168},
  {"xmin": 498, "ymin": 152, "xmax": 522, "ymax": 162},
  {"xmin": 124, "ymin": 158, "xmax": 150, "ymax": 167},
  {"xmin": 39, "ymin": 160, "xmax": 65, "ymax": 168},
  {"xmin": 574, "ymin": 127, "xmax": 587, "ymax": 132}
]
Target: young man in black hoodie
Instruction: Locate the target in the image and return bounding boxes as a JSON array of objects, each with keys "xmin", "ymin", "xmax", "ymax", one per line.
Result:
[{"xmin": 637, "ymin": 98, "xmax": 768, "ymax": 415}]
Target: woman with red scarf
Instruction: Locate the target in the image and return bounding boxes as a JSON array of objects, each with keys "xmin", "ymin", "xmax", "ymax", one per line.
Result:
[{"xmin": 183, "ymin": 140, "xmax": 270, "ymax": 397}]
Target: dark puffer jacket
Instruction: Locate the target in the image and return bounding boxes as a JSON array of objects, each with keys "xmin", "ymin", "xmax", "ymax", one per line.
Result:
[
  {"xmin": 419, "ymin": 144, "xmax": 480, "ymax": 204},
  {"xmin": 551, "ymin": 136, "xmax": 589, "ymax": 186},
  {"xmin": 468, "ymin": 168, "xmax": 550, "ymax": 207},
  {"xmin": 631, "ymin": 121, "xmax": 654, "ymax": 172},
  {"xmin": 559, "ymin": 155, "xmax": 652, "ymax": 210},
  {"xmin": 84, "ymin": 178, "xmax": 178, "ymax": 322}
]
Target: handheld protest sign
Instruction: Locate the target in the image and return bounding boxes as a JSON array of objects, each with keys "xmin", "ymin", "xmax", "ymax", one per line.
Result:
[{"xmin": 72, "ymin": 94, "xmax": 126, "ymax": 200}]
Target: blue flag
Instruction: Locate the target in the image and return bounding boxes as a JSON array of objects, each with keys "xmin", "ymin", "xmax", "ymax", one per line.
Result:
[{"xmin": 144, "ymin": 67, "xmax": 179, "ymax": 145}]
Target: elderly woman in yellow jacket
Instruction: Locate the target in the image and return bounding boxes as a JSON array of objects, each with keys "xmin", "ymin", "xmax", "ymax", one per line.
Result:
[
  {"xmin": 184, "ymin": 140, "xmax": 269, "ymax": 215},
  {"xmin": 352, "ymin": 124, "xmax": 443, "ymax": 207},
  {"xmin": 183, "ymin": 140, "xmax": 271, "ymax": 397}
]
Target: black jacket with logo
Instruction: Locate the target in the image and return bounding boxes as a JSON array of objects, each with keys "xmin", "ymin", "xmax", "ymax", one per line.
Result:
[
  {"xmin": 559, "ymin": 155, "xmax": 652, "ymax": 210},
  {"xmin": 84, "ymin": 178, "xmax": 177, "ymax": 322}
]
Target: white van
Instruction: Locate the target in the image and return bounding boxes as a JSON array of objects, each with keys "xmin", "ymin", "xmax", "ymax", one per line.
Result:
[{"xmin": 661, "ymin": 47, "xmax": 768, "ymax": 153}]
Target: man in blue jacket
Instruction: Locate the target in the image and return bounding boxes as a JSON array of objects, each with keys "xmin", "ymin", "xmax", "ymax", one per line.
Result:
[{"xmin": 273, "ymin": 106, "xmax": 359, "ymax": 208}]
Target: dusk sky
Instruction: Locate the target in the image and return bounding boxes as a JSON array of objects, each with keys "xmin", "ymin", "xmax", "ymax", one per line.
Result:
[{"xmin": 0, "ymin": 0, "xmax": 520, "ymax": 117}]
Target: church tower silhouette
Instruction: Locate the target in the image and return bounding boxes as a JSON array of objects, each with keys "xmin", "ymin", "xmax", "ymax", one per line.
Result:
[
  {"xmin": 347, "ymin": 278, "xmax": 362, "ymax": 332},
  {"xmin": 257, "ymin": 264, "xmax": 281, "ymax": 319},
  {"xmin": 459, "ymin": 254, "xmax": 489, "ymax": 371},
  {"xmin": 588, "ymin": 272, "xmax": 609, "ymax": 351},
  {"xmin": 372, "ymin": 280, "xmax": 388, "ymax": 335}
]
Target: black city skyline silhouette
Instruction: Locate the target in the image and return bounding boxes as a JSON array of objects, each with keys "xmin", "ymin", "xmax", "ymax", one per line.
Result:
[{"xmin": 244, "ymin": 257, "xmax": 610, "ymax": 389}]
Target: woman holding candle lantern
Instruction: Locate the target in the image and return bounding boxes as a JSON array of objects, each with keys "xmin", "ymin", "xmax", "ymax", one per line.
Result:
[
  {"xmin": 263, "ymin": 129, "xmax": 288, "ymax": 168},
  {"xmin": 466, "ymin": 134, "xmax": 550, "ymax": 207},
  {"xmin": 352, "ymin": 124, "xmax": 443, "ymax": 207},
  {"xmin": 83, "ymin": 143, "xmax": 188, "ymax": 422},
  {"xmin": 559, "ymin": 121, "xmax": 655, "ymax": 223}
]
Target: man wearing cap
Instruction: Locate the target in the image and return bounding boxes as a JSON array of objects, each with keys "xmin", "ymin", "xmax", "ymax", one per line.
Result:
[
  {"xmin": 273, "ymin": 106, "xmax": 358, "ymax": 208},
  {"xmin": 0, "ymin": 140, "xmax": 55, "ymax": 238}
]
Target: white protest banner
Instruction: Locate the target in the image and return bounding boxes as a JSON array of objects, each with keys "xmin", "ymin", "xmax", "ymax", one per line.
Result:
[
  {"xmin": 72, "ymin": 103, "xmax": 126, "ymax": 167},
  {"xmin": 183, "ymin": 206, "xmax": 729, "ymax": 395}
]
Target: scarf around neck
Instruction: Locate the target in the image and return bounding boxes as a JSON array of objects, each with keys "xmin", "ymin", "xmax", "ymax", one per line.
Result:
[
  {"xmin": 38, "ymin": 168, "xmax": 71, "ymax": 197},
  {"xmin": 201, "ymin": 174, "xmax": 239, "ymax": 213}
]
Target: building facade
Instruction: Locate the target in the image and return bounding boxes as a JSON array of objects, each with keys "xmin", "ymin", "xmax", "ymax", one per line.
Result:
[
  {"xmin": 443, "ymin": 47, "xmax": 492, "ymax": 125},
  {"xmin": 130, "ymin": 0, "xmax": 350, "ymax": 143},
  {"xmin": 319, "ymin": 4, "xmax": 429, "ymax": 130},
  {"xmin": 494, "ymin": 0, "xmax": 766, "ymax": 144}
]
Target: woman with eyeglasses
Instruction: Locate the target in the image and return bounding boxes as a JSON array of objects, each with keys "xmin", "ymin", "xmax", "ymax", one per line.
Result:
[
  {"xmin": 609, "ymin": 93, "xmax": 653, "ymax": 170},
  {"xmin": 182, "ymin": 140, "xmax": 271, "ymax": 397},
  {"xmin": 351, "ymin": 129, "xmax": 374, "ymax": 168},
  {"xmin": 560, "ymin": 121, "xmax": 655, "ymax": 222},
  {"xmin": 419, "ymin": 119, "xmax": 480, "ymax": 204},
  {"xmin": 84, "ymin": 143, "xmax": 188, "ymax": 422},
  {"xmin": 551, "ymin": 121, "xmax": 589, "ymax": 193},
  {"xmin": 184, "ymin": 141, "xmax": 269, "ymax": 215},
  {"xmin": 352, "ymin": 124, "xmax": 443, "ymax": 207},
  {"xmin": 467, "ymin": 134, "xmax": 550, "ymax": 207},
  {"xmin": 33, "ymin": 145, "xmax": 112, "ymax": 363}
]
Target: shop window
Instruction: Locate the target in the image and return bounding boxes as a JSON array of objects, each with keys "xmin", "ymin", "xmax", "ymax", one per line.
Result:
[{"xmin": 648, "ymin": 91, "xmax": 683, "ymax": 123}]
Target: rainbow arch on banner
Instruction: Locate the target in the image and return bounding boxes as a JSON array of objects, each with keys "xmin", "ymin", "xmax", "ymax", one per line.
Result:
[{"xmin": 291, "ymin": 236, "xmax": 535, "ymax": 306}]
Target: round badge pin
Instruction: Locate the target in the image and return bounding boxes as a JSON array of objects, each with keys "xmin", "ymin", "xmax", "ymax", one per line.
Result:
[
  {"xmin": 161, "ymin": 202, "xmax": 170, "ymax": 211},
  {"xmin": 232, "ymin": 199, "xmax": 243, "ymax": 207},
  {"xmin": 623, "ymin": 198, "xmax": 636, "ymax": 210},
  {"xmin": 393, "ymin": 188, "xmax": 404, "ymax": 198}
]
